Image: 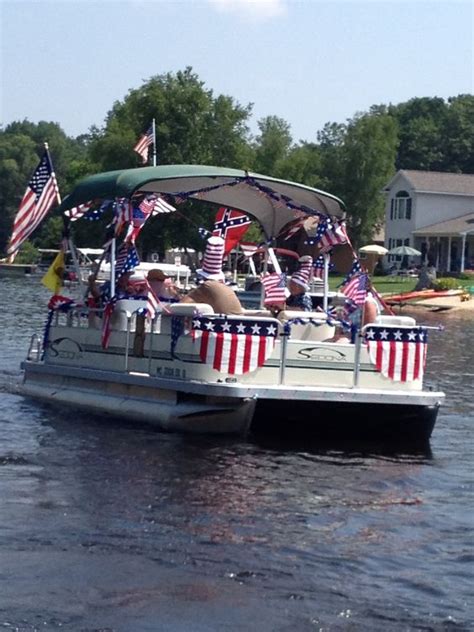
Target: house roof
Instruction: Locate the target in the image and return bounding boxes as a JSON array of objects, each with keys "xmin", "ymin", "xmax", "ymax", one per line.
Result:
[
  {"xmin": 412, "ymin": 212, "xmax": 474, "ymax": 236},
  {"xmin": 386, "ymin": 170, "xmax": 474, "ymax": 195}
]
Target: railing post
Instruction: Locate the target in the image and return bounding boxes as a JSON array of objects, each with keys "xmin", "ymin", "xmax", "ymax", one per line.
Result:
[
  {"xmin": 124, "ymin": 315, "xmax": 131, "ymax": 371},
  {"xmin": 279, "ymin": 330, "xmax": 290, "ymax": 385},
  {"xmin": 352, "ymin": 328, "xmax": 363, "ymax": 387}
]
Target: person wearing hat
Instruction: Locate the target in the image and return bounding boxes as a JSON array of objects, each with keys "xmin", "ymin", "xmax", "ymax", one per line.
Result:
[
  {"xmin": 147, "ymin": 269, "xmax": 179, "ymax": 302},
  {"xmin": 180, "ymin": 236, "xmax": 243, "ymax": 315},
  {"xmin": 286, "ymin": 255, "xmax": 314, "ymax": 312}
]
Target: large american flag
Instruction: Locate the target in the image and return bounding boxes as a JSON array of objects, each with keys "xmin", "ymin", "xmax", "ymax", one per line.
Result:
[
  {"xmin": 7, "ymin": 150, "xmax": 60, "ymax": 260},
  {"xmin": 315, "ymin": 219, "xmax": 349, "ymax": 253},
  {"xmin": 261, "ymin": 272, "xmax": 287, "ymax": 305},
  {"xmin": 342, "ymin": 273, "xmax": 368, "ymax": 306},
  {"xmin": 192, "ymin": 316, "xmax": 278, "ymax": 375},
  {"xmin": 133, "ymin": 124, "xmax": 154, "ymax": 164},
  {"xmin": 365, "ymin": 326, "xmax": 428, "ymax": 382},
  {"xmin": 213, "ymin": 207, "xmax": 251, "ymax": 255}
]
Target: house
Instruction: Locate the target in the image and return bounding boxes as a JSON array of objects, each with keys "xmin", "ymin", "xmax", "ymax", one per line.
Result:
[{"xmin": 383, "ymin": 170, "xmax": 474, "ymax": 272}]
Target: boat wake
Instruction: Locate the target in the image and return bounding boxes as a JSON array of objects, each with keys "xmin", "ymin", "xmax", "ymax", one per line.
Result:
[{"xmin": 0, "ymin": 369, "xmax": 22, "ymax": 395}]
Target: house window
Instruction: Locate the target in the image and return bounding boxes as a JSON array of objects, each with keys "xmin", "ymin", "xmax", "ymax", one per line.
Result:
[{"xmin": 392, "ymin": 190, "xmax": 412, "ymax": 220}]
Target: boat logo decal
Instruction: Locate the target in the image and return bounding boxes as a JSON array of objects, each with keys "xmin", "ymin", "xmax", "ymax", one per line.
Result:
[
  {"xmin": 298, "ymin": 347, "xmax": 347, "ymax": 362},
  {"xmin": 48, "ymin": 337, "xmax": 84, "ymax": 360}
]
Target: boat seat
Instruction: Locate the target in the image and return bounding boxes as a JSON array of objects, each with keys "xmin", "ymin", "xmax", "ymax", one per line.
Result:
[
  {"xmin": 109, "ymin": 298, "xmax": 148, "ymax": 331},
  {"xmin": 374, "ymin": 315, "xmax": 416, "ymax": 327},
  {"xmin": 277, "ymin": 310, "xmax": 335, "ymax": 342},
  {"xmin": 242, "ymin": 309, "xmax": 273, "ymax": 318}
]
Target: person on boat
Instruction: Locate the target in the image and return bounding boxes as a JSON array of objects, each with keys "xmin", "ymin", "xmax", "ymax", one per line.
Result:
[
  {"xmin": 180, "ymin": 236, "xmax": 243, "ymax": 315},
  {"xmin": 147, "ymin": 269, "xmax": 180, "ymax": 303},
  {"xmin": 286, "ymin": 255, "xmax": 314, "ymax": 312}
]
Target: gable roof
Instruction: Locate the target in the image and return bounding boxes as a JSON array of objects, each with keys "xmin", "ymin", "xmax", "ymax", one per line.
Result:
[
  {"xmin": 385, "ymin": 170, "xmax": 474, "ymax": 195},
  {"xmin": 412, "ymin": 212, "xmax": 474, "ymax": 236}
]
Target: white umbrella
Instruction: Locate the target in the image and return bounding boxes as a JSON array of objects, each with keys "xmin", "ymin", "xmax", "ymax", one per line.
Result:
[
  {"xmin": 388, "ymin": 245, "xmax": 422, "ymax": 256},
  {"xmin": 359, "ymin": 244, "xmax": 388, "ymax": 255}
]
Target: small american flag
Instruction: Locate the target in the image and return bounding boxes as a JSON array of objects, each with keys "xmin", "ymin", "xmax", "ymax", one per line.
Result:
[
  {"xmin": 198, "ymin": 227, "xmax": 211, "ymax": 240},
  {"xmin": 261, "ymin": 272, "xmax": 287, "ymax": 305},
  {"xmin": 114, "ymin": 198, "xmax": 131, "ymax": 236},
  {"xmin": 313, "ymin": 255, "xmax": 326, "ymax": 279},
  {"xmin": 152, "ymin": 196, "xmax": 176, "ymax": 214},
  {"xmin": 342, "ymin": 273, "xmax": 368, "ymax": 306},
  {"xmin": 340, "ymin": 260, "xmax": 362, "ymax": 287},
  {"xmin": 192, "ymin": 316, "xmax": 278, "ymax": 375},
  {"xmin": 315, "ymin": 219, "xmax": 349, "ymax": 253},
  {"xmin": 7, "ymin": 150, "xmax": 60, "ymax": 260},
  {"xmin": 365, "ymin": 326, "xmax": 428, "ymax": 382},
  {"xmin": 170, "ymin": 317, "xmax": 185, "ymax": 358},
  {"xmin": 133, "ymin": 124, "xmax": 154, "ymax": 164},
  {"xmin": 115, "ymin": 244, "xmax": 140, "ymax": 281}
]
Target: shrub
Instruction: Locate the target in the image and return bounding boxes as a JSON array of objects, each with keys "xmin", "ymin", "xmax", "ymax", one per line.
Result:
[{"xmin": 434, "ymin": 277, "xmax": 462, "ymax": 291}]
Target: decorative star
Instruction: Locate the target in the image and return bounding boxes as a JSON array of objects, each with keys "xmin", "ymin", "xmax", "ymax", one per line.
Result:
[
  {"xmin": 205, "ymin": 321, "xmax": 215, "ymax": 331},
  {"xmin": 251, "ymin": 323, "xmax": 261, "ymax": 335},
  {"xmin": 393, "ymin": 330, "xmax": 403, "ymax": 341},
  {"xmin": 266, "ymin": 324, "xmax": 277, "ymax": 336},
  {"xmin": 407, "ymin": 330, "xmax": 417, "ymax": 341},
  {"xmin": 365, "ymin": 328, "xmax": 375, "ymax": 339},
  {"xmin": 192, "ymin": 319, "xmax": 201, "ymax": 329},
  {"xmin": 221, "ymin": 321, "xmax": 231, "ymax": 332},
  {"xmin": 418, "ymin": 332, "xmax": 425, "ymax": 342},
  {"xmin": 236, "ymin": 322, "xmax": 246, "ymax": 333},
  {"xmin": 380, "ymin": 329, "xmax": 389, "ymax": 340}
]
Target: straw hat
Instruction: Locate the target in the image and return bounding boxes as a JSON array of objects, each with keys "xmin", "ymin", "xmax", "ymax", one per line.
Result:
[
  {"xmin": 147, "ymin": 269, "xmax": 169, "ymax": 282},
  {"xmin": 291, "ymin": 255, "xmax": 313, "ymax": 290},
  {"xmin": 196, "ymin": 236, "xmax": 226, "ymax": 281}
]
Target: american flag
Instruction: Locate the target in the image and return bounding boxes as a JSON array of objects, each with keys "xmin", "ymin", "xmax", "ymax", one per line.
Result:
[
  {"xmin": 313, "ymin": 255, "xmax": 326, "ymax": 279},
  {"xmin": 170, "ymin": 316, "xmax": 185, "ymax": 358},
  {"xmin": 115, "ymin": 244, "xmax": 140, "ymax": 281},
  {"xmin": 342, "ymin": 273, "xmax": 368, "ymax": 306},
  {"xmin": 261, "ymin": 272, "xmax": 287, "ymax": 305},
  {"xmin": 340, "ymin": 260, "xmax": 362, "ymax": 287},
  {"xmin": 7, "ymin": 150, "xmax": 60, "ymax": 260},
  {"xmin": 315, "ymin": 219, "xmax": 349, "ymax": 253},
  {"xmin": 198, "ymin": 227, "xmax": 211, "ymax": 240},
  {"xmin": 191, "ymin": 316, "xmax": 278, "ymax": 375},
  {"xmin": 65, "ymin": 200, "xmax": 94, "ymax": 221},
  {"xmin": 213, "ymin": 207, "xmax": 251, "ymax": 255},
  {"xmin": 133, "ymin": 124, "xmax": 154, "ymax": 164},
  {"xmin": 365, "ymin": 326, "xmax": 428, "ymax": 382},
  {"xmin": 114, "ymin": 198, "xmax": 131, "ymax": 236},
  {"xmin": 240, "ymin": 242, "xmax": 259, "ymax": 257},
  {"xmin": 125, "ymin": 195, "xmax": 176, "ymax": 243}
]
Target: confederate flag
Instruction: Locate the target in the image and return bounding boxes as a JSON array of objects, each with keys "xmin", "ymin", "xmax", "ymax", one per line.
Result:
[{"xmin": 212, "ymin": 207, "xmax": 251, "ymax": 255}]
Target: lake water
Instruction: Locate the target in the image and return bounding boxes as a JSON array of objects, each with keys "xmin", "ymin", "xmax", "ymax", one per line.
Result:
[{"xmin": 0, "ymin": 277, "xmax": 473, "ymax": 631}]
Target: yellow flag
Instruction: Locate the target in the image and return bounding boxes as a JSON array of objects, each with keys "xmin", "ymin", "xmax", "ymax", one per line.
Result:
[{"xmin": 41, "ymin": 250, "xmax": 65, "ymax": 294}]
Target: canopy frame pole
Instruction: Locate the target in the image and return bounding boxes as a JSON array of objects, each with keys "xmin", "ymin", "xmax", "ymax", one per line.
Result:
[{"xmin": 323, "ymin": 253, "xmax": 330, "ymax": 313}]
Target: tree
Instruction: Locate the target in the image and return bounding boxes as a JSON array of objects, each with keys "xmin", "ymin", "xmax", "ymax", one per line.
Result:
[
  {"xmin": 252, "ymin": 115, "xmax": 292, "ymax": 175},
  {"xmin": 340, "ymin": 112, "xmax": 398, "ymax": 247}
]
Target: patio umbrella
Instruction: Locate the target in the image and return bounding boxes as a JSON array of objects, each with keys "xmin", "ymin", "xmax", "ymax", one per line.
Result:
[
  {"xmin": 359, "ymin": 244, "xmax": 388, "ymax": 255},
  {"xmin": 388, "ymin": 245, "xmax": 422, "ymax": 256}
]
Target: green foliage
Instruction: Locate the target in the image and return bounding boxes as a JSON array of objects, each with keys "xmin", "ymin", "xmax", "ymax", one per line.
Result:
[
  {"xmin": 0, "ymin": 70, "xmax": 472, "ymax": 258},
  {"xmin": 14, "ymin": 241, "xmax": 40, "ymax": 264},
  {"xmin": 434, "ymin": 277, "xmax": 462, "ymax": 291}
]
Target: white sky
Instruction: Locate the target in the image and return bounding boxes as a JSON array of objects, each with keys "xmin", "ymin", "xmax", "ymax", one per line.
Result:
[{"xmin": 1, "ymin": 0, "xmax": 473, "ymax": 143}]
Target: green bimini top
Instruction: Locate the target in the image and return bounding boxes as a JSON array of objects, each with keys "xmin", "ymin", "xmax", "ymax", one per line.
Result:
[{"xmin": 59, "ymin": 164, "xmax": 346, "ymax": 239}]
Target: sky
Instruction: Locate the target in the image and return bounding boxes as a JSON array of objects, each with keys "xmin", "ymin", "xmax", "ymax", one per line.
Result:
[{"xmin": 1, "ymin": 0, "xmax": 473, "ymax": 144}]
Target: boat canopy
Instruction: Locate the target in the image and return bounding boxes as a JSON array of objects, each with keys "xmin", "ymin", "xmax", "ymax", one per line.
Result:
[{"xmin": 59, "ymin": 165, "xmax": 346, "ymax": 239}]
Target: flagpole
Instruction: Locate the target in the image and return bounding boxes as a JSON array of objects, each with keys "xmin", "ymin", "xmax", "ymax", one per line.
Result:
[
  {"xmin": 152, "ymin": 118, "xmax": 156, "ymax": 167},
  {"xmin": 110, "ymin": 238, "xmax": 116, "ymax": 297},
  {"xmin": 45, "ymin": 142, "xmax": 84, "ymax": 294}
]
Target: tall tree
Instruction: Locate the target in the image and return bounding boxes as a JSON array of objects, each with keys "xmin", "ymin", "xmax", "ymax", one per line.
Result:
[
  {"xmin": 252, "ymin": 115, "xmax": 292, "ymax": 176},
  {"xmin": 340, "ymin": 112, "xmax": 398, "ymax": 246}
]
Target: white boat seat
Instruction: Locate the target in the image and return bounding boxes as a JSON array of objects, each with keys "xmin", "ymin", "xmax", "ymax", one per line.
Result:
[
  {"xmin": 110, "ymin": 298, "xmax": 148, "ymax": 331},
  {"xmin": 374, "ymin": 315, "xmax": 416, "ymax": 327},
  {"xmin": 277, "ymin": 310, "xmax": 335, "ymax": 342}
]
